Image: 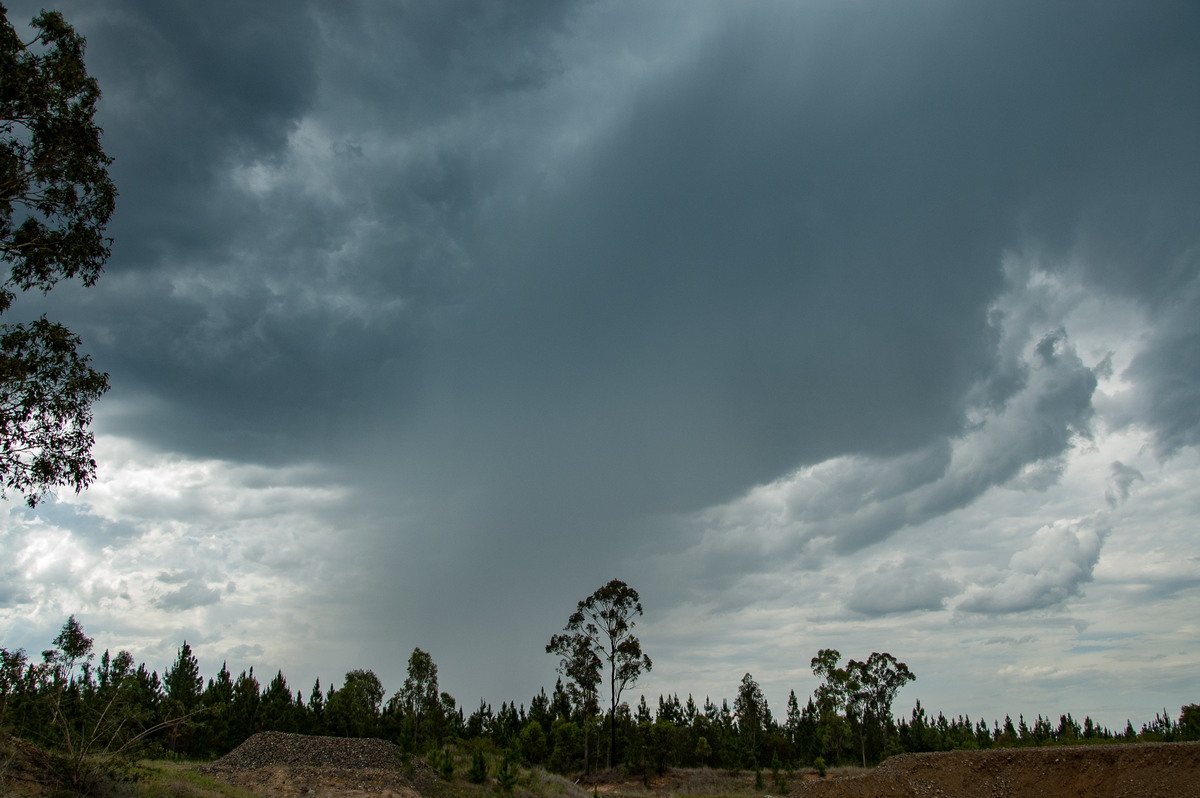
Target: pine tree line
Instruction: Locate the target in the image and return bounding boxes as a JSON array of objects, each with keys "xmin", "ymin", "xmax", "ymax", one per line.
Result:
[{"xmin": 2, "ymin": 617, "xmax": 1197, "ymax": 773}]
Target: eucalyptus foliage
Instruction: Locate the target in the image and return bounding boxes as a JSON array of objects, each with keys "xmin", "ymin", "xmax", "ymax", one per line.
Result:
[
  {"xmin": 547, "ymin": 578, "xmax": 652, "ymax": 771},
  {"xmin": 0, "ymin": 3, "xmax": 114, "ymax": 505}
]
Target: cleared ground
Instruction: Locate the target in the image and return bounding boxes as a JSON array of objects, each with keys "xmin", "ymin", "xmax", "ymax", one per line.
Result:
[{"xmin": 4, "ymin": 732, "xmax": 1198, "ymax": 797}]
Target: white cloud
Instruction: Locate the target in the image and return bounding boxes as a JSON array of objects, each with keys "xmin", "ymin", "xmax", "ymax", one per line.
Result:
[
  {"xmin": 957, "ymin": 517, "xmax": 1107, "ymax": 614},
  {"xmin": 0, "ymin": 434, "xmax": 352, "ymax": 676}
]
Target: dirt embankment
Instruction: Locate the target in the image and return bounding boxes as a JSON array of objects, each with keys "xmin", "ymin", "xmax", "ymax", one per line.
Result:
[{"xmin": 791, "ymin": 742, "xmax": 1200, "ymax": 798}]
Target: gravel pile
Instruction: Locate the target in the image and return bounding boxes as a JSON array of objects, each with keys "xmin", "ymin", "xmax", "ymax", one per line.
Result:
[{"xmin": 202, "ymin": 731, "xmax": 403, "ymax": 772}]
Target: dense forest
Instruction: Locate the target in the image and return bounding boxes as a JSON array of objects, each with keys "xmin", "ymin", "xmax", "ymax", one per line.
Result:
[{"xmin": 2, "ymin": 613, "xmax": 1197, "ymax": 782}]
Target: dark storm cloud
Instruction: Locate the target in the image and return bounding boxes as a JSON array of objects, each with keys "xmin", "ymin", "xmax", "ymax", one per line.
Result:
[
  {"xmin": 365, "ymin": 0, "xmax": 1198, "ymax": 559},
  {"xmin": 19, "ymin": 1, "xmax": 1188, "ymax": 477},
  {"xmin": 4, "ymin": 0, "xmax": 579, "ymax": 465},
  {"xmin": 311, "ymin": 0, "xmax": 571, "ymax": 126},
  {"xmin": 4, "ymin": 0, "xmax": 1198, "ymax": 651},
  {"xmin": 1122, "ymin": 283, "xmax": 1200, "ymax": 458},
  {"xmin": 56, "ymin": 0, "xmax": 323, "ymax": 267}
]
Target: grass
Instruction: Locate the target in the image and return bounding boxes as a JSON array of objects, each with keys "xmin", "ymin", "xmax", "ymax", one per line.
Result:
[{"xmin": 119, "ymin": 760, "xmax": 262, "ymax": 798}]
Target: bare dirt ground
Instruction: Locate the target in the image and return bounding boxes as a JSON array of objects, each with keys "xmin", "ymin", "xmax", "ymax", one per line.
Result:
[
  {"xmin": 790, "ymin": 742, "xmax": 1200, "ymax": 798},
  {"xmin": 4, "ymin": 732, "xmax": 1198, "ymax": 798}
]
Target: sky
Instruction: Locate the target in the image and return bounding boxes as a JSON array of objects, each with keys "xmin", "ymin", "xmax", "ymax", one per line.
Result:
[{"xmin": 2, "ymin": 0, "xmax": 1198, "ymax": 732}]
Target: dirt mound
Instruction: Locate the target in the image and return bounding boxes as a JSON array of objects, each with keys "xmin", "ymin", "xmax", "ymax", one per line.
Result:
[
  {"xmin": 0, "ymin": 733, "xmax": 55, "ymax": 797},
  {"xmin": 792, "ymin": 742, "xmax": 1200, "ymax": 798},
  {"xmin": 201, "ymin": 732, "xmax": 421, "ymax": 798}
]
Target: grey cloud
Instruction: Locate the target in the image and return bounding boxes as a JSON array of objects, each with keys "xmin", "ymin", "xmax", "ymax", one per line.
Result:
[
  {"xmin": 363, "ymin": 0, "xmax": 1182, "ymax": 566},
  {"xmin": 224, "ymin": 643, "xmax": 265, "ymax": 663},
  {"xmin": 153, "ymin": 579, "xmax": 222, "ymax": 611},
  {"xmin": 21, "ymin": 0, "xmax": 325, "ymax": 272},
  {"xmin": 1122, "ymin": 280, "xmax": 1200, "ymax": 458},
  {"xmin": 311, "ymin": 1, "xmax": 572, "ymax": 126},
  {"xmin": 846, "ymin": 560, "xmax": 960, "ymax": 616},
  {"xmin": 957, "ymin": 520, "xmax": 1107, "ymax": 614},
  {"xmin": 13, "ymin": 1, "xmax": 582, "ymax": 469},
  {"xmin": 807, "ymin": 323, "xmax": 1097, "ymax": 555},
  {"xmin": 1119, "ymin": 569, "xmax": 1200, "ymax": 603},
  {"xmin": 13, "ymin": 501, "xmax": 139, "ymax": 548},
  {"xmin": 626, "ymin": 304, "xmax": 1104, "ymax": 597},
  {"xmin": 0, "ymin": 560, "xmax": 31, "ymax": 606},
  {"xmin": 981, "ymin": 635, "xmax": 1035, "ymax": 646},
  {"xmin": 1105, "ymin": 461, "xmax": 1144, "ymax": 509},
  {"xmin": 24, "ymin": 0, "xmax": 1181, "ymax": 495}
]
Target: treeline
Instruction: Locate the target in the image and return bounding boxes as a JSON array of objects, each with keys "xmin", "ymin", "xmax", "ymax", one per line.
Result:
[{"xmin": 2, "ymin": 616, "xmax": 1198, "ymax": 778}]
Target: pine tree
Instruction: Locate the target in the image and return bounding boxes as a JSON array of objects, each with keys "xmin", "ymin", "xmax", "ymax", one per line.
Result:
[
  {"xmin": 307, "ymin": 678, "xmax": 325, "ymax": 734},
  {"xmin": 229, "ymin": 668, "xmax": 261, "ymax": 746},
  {"xmin": 260, "ymin": 670, "xmax": 297, "ymax": 732},
  {"xmin": 162, "ymin": 641, "xmax": 203, "ymax": 755},
  {"xmin": 468, "ymin": 745, "xmax": 489, "ymax": 783}
]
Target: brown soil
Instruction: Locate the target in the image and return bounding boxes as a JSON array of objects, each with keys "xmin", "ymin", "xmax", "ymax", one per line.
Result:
[{"xmin": 790, "ymin": 742, "xmax": 1200, "ymax": 798}]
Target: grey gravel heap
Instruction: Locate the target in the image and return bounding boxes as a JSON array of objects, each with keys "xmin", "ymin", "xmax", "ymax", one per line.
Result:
[{"xmin": 202, "ymin": 731, "xmax": 402, "ymax": 772}]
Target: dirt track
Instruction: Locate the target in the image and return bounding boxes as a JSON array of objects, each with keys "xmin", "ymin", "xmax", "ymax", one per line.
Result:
[{"xmin": 791, "ymin": 742, "xmax": 1200, "ymax": 798}]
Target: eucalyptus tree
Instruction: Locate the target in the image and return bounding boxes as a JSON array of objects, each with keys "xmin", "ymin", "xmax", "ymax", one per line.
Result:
[
  {"xmin": 392, "ymin": 647, "xmax": 440, "ymax": 746},
  {"xmin": 1, "ymin": 5, "xmax": 115, "ymax": 505},
  {"xmin": 326, "ymin": 668, "xmax": 383, "ymax": 738},
  {"xmin": 847, "ymin": 651, "xmax": 914, "ymax": 764},
  {"xmin": 546, "ymin": 608, "xmax": 601, "ymax": 771},
  {"xmin": 547, "ymin": 579, "xmax": 652, "ymax": 769},
  {"xmin": 810, "ymin": 648, "xmax": 914, "ymax": 766}
]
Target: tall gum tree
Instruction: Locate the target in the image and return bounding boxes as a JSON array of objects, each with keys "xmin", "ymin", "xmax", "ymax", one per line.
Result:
[
  {"xmin": 547, "ymin": 579, "xmax": 652, "ymax": 769},
  {"xmin": 0, "ymin": 4, "xmax": 115, "ymax": 506}
]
